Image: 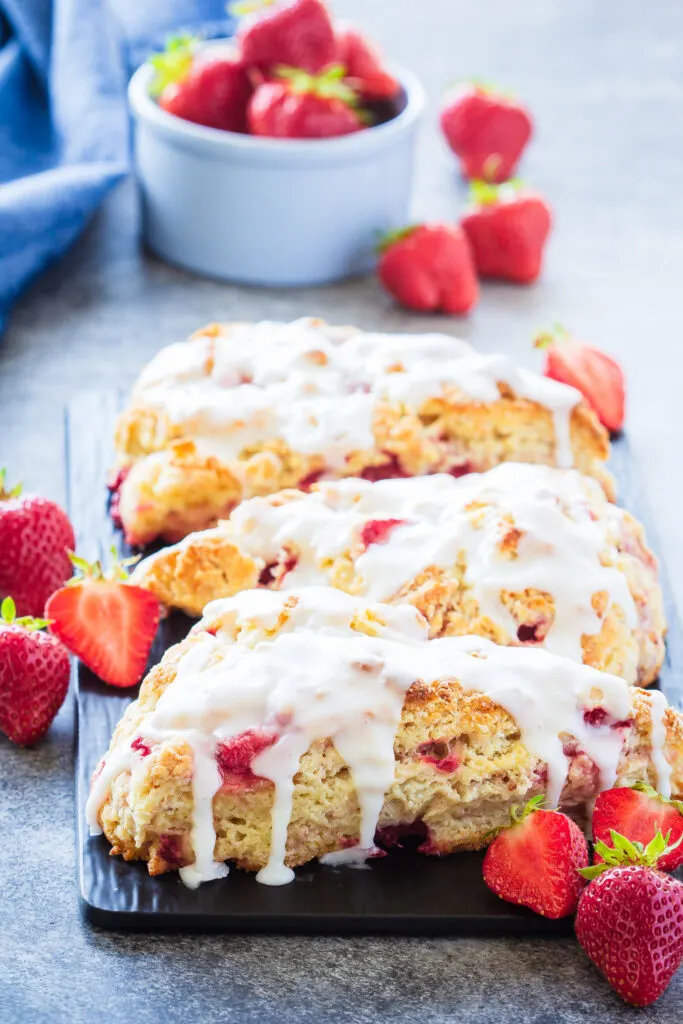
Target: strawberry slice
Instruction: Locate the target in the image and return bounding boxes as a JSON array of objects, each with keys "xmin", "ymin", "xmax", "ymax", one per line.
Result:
[
  {"xmin": 592, "ymin": 783, "xmax": 683, "ymax": 872},
  {"xmin": 482, "ymin": 794, "xmax": 589, "ymax": 918},
  {"xmin": 535, "ymin": 326, "xmax": 626, "ymax": 432},
  {"xmin": 46, "ymin": 555, "xmax": 160, "ymax": 688}
]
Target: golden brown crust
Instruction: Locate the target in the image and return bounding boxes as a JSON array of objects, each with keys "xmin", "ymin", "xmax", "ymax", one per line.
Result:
[
  {"xmin": 93, "ymin": 634, "xmax": 682, "ymax": 879},
  {"xmin": 132, "ymin": 478, "xmax": 666, "ymax": 686},
  {"xmin": 114, "ymin": 321, "xmax": 612, "ymax": 544}
]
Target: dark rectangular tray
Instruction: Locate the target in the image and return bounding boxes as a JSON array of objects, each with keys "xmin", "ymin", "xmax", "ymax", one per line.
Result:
[{"xmin": 69, "ymin": 392, "xmax": 683, "ymax": 933}]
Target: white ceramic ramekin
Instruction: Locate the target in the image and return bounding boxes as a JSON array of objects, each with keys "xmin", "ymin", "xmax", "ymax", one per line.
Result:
[{"xmin": 128, "ymin": 44, "xmax": 425, "ymax": 286}]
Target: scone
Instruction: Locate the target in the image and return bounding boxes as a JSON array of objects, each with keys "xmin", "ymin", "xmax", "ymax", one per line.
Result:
[
  {"xmin": 112, "ymin": 318, "xmax": 612, "ymax": 545},
  {"xmin": 87, "ymin": 587, "xmax": 682, "ymax": 888},
  {"xmin": 132, "ymin": 464, "xmax": 665, "ymax": 685}
]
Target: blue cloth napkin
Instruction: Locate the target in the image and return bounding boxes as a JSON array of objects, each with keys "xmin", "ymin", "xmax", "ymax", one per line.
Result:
[{"xmin": 0, "ymin": 0, "xmax": 234, "ymax": 333}]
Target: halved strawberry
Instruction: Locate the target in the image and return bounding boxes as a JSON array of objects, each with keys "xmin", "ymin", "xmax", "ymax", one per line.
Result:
[
  {"xmin": 592, "ymin": 783, "xmax": 683, "ymax": 872},
  {"xmin": 46, "ymin": 554, "xmax": 160, "ymax": 688},
  {"xmin": 482, "ymin": 794, "xmax": 589, "ymax": 918},
  {"xmin": 535, "ymin": 326, "xmax": 626, "ymax": 433}
]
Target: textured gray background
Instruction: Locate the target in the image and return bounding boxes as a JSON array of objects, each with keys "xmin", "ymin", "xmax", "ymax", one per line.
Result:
[{"xmin": 1, "ymin": 0, "xmax": 683, "ymax": 1020}]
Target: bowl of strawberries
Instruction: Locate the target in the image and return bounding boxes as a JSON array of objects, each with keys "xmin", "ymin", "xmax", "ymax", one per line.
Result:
[{"xmin": 128, "ymin": 0, "xmax": 425, "ymax": 287}]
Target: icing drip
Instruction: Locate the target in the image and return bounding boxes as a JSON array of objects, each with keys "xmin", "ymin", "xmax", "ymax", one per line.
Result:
[
  {"xmin": 647, "ymin": 688, "xmax": 672, "ymax": 798},
  {"xmin": 129, "ymin": 319, "xmax": 586, "ymax": 470},
  {"xmin": 143, "ymin": 463, "xmax": 641, "ymax": 669},
  {"xmin": 85, "ymin": 587, "xmax": 660, "ymax": 889}
]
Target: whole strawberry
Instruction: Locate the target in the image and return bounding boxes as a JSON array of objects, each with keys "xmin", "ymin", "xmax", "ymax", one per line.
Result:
[
  {"xmin": 377, "ymin": 223, "xmax": 479, "ymax": 315},
  {"xmin": 535, "ymin": 326, "xmax": 626, "ymax": 433},
  {"xmin": 0, "ymin": 597, "xmax": 70, "ymax": 745},
  {"xmin": 47, "ymin": 554, "xmax": 160, "ymax": 689},
  {"xmin": 592, "ymin": 783, "xmax": 683, "ymax": 871},
  {"xmin": 482, "ymin": 795, "xmax": 589, "ymax": 918},
  {"xmin": 150, "ymin": 36, "xmax": 252, "ymax": 133},
  {"xmin": 248, "ymin": 65, "xmax": 366, "ymax": 139},
  {"xmin": 237, "ymin": 0, "xmax": 336, "ymax": 75},
  {"xmin": 576, "ymin": 832, "xmax": 683, "ymax": 1006},
  {"xmin": 440, "ymin": 83, "xmax": 533, "ymax": 183},
  {"xmin": 461, "ymin": 180, "xmax": 552, "ymax": 284},
  {"xmin": 0, "ymin": 470, "xmax": 75, "ymax": 618},
  {"xmin": 335, "ymin": 24, "xmax": 400, "ymax": 101}
]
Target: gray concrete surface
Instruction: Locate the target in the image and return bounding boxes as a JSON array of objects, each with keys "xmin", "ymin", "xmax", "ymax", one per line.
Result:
[{"xmin": 1, "ymin": 1, "xmax": 682, "ymax": 1020}]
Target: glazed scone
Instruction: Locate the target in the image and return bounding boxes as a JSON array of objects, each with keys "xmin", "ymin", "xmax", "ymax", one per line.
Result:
[
  {"xmin": 113, "ymin": 319, "xmax": 612, "ymax": 544},
  {"xmin": 87, "ymin": 588, "xmax": 682, "ymax": 887},
  {"xmin": 132, "ymin": 464, "xmax": 665, "ymax": 685}
]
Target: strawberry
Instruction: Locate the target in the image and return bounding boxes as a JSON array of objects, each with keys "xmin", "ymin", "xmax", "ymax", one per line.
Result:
[
  {"xmin": 247, "ymin": 65, "xmax": 366, "ymax": 139},
  {"xmin": 360, "ymin": 518, "xmax": 407, "ymax": 549},
  {"xmin": 592, "ymin": 783, "xmax": 683, "ymax": 871},
  {"xmin": 0, "ymin": 469, "xmax": 75, "ymax": 618},
  {"xmin": 46, "ymin": 555, "xmax": 160, "ymax": 689},
  {"xmin": 150, "ymin": 36, "xmax": 252, "ymax": 133},
  {"xmin": 440, "ymin": 82, "xmax": 533, "ymax": 183},
  {"xmin": 335, "ymin": 24, "xmax": 400, "ymax": 101},
  {"xmin": 576, "ymin": 832, "xmax": 683, "ymax": 1006},
  {"xmin": 376, "ymin": 224, "xmax": 479, "ymax": 315},
  {"xmin": 0, "ymin": 597, "xmax": 70, "ymax": 745},
  {"xmin": 535, "ymin": 326, "xmax": 626, "ymax": 432},
  {"xmin": 236, "ymin": 0, "xmax": 336, "ymax": 75},
  {"xmin": 461, "ymin": 180, "xmax": 552, "ymax": 284},
  {"xmin": 482, "ymin": 795, "xmax": 589, "ymax": 918}
]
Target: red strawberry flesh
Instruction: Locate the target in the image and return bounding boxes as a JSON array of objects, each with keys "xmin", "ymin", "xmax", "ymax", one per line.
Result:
[
  {"xmin": 46, "ymin": 580, "xmax": 160, "ymax": 688},
  {"xmin": 482, "ymin": 805, "xmax": 589, "ymax": 918},
  {"xmin": 216, "ymin": 729, "xmax": 278, "ymax": 788},
  {"xmin": 359, "ymin": 518, "xmax": 406, "ymax": 549},
  {"xmin": 541, "ymin": 334, "xmax": 626, "ymax": 433}
]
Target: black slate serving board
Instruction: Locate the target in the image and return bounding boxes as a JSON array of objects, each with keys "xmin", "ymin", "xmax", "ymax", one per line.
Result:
[{"xmin": 69, "ymin": 392, "xmax": 683, "ymax": 933}]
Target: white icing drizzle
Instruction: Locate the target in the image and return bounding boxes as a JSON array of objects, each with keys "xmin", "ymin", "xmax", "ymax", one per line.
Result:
[
  {"xmin": 84, "ymin": 587, "xmax": 663, "ymax": 889},
  {"xmin": 140, "ymin": 463, "xmax": 639, "ymax": 669},
  {"xmin": 129, "ymin": 319, "xmax": 585, "ymax": 469},
  {"xmin": 647, "ymin": 688, "xmax": 672, "ymax": 798}
]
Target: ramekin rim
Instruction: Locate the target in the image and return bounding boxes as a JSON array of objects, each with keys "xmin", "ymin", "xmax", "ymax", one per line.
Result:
[{"xmin": 128, "ymin": 41, "xmax": 426, "ymax": 155}]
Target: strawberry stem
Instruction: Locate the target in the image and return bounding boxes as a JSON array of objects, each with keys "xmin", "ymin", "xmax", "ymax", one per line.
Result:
[
  {"xmin": 579, "ymin": 829, "xmax": 683, "ymax": 881},
  {"xmin": 533, "ymin": 324, "xmax": 570, "ymax": 350},
  {"xmin": 376, "ymin": 224, "xmax": 420, "ymax": 254},
  {"xmin": 148, "ymin": 35, "xmax": 198, "ymax": 97},
  {"xmin": 275, "ymin": 64, "xmax": 362, "ymax": 107},
  {"xmin": 0, "ymin": 596, "xmax": 51, "ymax": 631},
  {"xmin": 66, "ymin": 549, "xmax": 140, "ymax": 587},
  {"xmin": 0, "ymin": 468, "xmax": 22, "ymax": 500},
  {"xmin": 485, "ymin": 793, "xmax": 547, "ymax": 840},
  {"xmin": 470, "ymin": 176, "xmax": 525, "ymax": 207},
  {"xmin": 229, "ymin": 0, "xmax": 276, "ymax": 16},
  {"xmin": 631, "ymin": 780, "xmax": 683, "ymax": 817}
]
